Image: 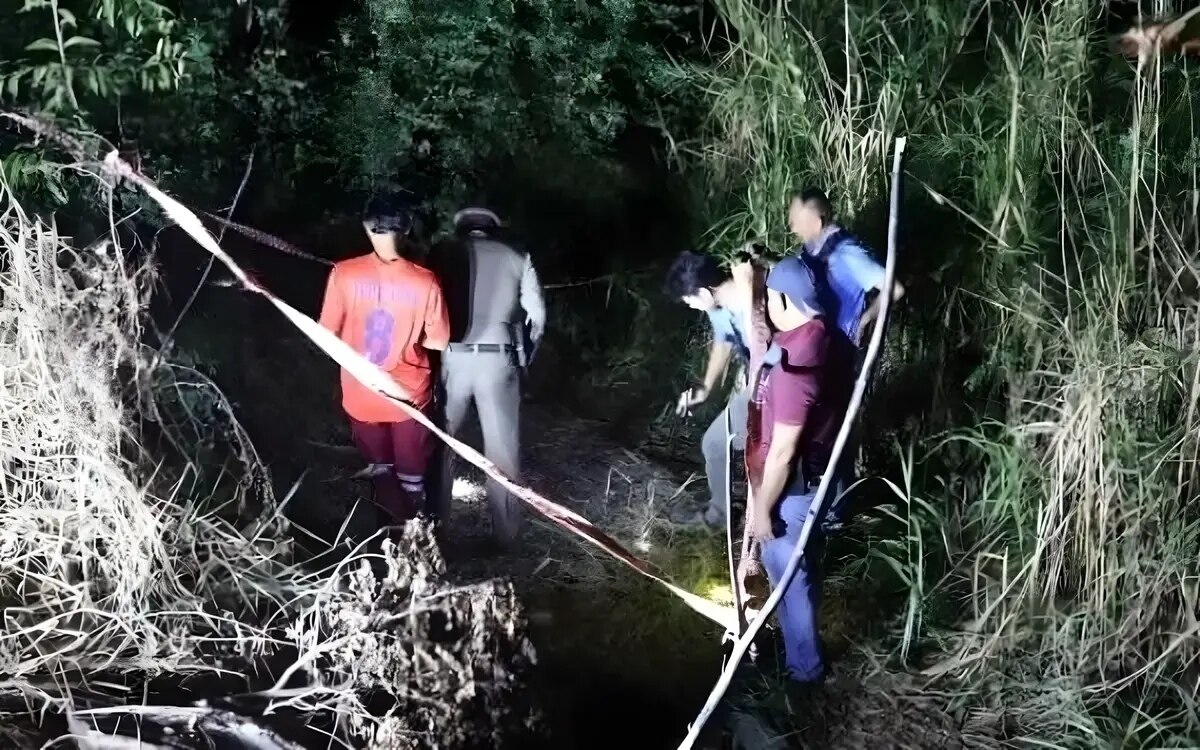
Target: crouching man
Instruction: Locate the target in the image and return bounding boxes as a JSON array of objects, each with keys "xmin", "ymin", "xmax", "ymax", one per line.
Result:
[
  {"xmin": 318, "ymin": 195, "xmax": 451, "ymax": 524},
  {"xmin": 739, "ymin": 255, "xmax": 853, "ymax": 683},
  {"xmin": 663, "ymin": 251, "xmax": 753, "ymax": 528}
]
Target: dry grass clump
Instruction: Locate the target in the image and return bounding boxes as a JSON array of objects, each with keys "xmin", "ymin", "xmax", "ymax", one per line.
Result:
[
  {"xmin": 0, "ymin": 187, "xmax": 533, "ymax": 747},
  {"xmin": 0, "ymin": 193, "xmax": 277, "ymax": 691},
  {"xmin": 278, "ymin": 524, "xmax": 536, "ymax": 749}
]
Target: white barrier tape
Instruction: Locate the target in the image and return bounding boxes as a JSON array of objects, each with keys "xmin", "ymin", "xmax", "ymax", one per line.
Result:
[
  {"xmin": 101, "ymin": 152, "xmax": 735, "ymax": 631},
  {"xmin": 200, "ymin": 211, "xmax": 334, "ymax": 267}
]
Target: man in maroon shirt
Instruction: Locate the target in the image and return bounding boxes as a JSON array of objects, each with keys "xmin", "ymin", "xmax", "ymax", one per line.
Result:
[{"xmin": 739, "ymin": 254, "xmax": 853, "ymax": 684}]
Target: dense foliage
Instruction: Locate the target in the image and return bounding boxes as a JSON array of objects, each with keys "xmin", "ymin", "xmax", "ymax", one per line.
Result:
[
  {"xmin": 326, "ymin": 0, "xmax": 688, "ymax": 207},
  {"xmin": 0, "ymin": 0, "xmax": 307, "ymax": 207},
  {"xmin": 1, "ymin": 0, "xmax": 696, "ymax": 219}
]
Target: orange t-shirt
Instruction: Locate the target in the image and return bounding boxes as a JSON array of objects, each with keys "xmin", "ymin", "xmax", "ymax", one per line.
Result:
[{"xmin": 318, "ymin": 253, "xmax": 450, "ymax": 422}]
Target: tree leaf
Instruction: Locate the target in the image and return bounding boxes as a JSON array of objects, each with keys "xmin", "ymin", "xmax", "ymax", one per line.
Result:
[
  {"xmin": 25, "ymin": 38, "xmax": 62, "ymax": 52},
  {"xmin": 57, "ymin": 7, "xmax": 76, "ymax": 27},
  {"xmin": 63, "ymin": 36, "xmax": 101, "ymax": 49},
  {"xmin": 45, "ymin": 176, "xmax": 68, "ymax": 205}
]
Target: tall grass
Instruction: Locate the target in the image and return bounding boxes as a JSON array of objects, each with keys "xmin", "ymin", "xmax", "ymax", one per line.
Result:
[
  {"xmin": 0, "ymin": 192, "xmax": 279, "ymax": 688},
  {"xmin": 695, "ymin": 0, "xmax": 1200, "ymax": 744}
]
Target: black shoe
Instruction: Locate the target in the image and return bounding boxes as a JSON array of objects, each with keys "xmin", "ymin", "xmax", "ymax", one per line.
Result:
[
  {"xmin": 783, "ymin": 676, "xmax": 826, "ymax": 712},
  {"xmin": 820, "ymin": 518, "xmax": 845, "ymax": 535}
]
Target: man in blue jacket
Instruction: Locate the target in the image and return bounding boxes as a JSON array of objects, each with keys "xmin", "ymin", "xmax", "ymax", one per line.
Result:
[{"xmin": 788, "ymin": 187, "xmax": 905, "ymax": 528}]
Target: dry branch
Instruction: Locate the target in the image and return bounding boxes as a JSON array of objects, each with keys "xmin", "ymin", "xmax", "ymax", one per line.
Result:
[{"xmin": 0, "ymin": 169, "xmax": 533, "ymax": 748}]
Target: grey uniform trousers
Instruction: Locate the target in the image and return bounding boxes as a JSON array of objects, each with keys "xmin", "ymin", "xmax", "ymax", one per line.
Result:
[
  {"xmin": 700, "ymin": 385, "xmax": 750, "ymax": 523},
  {"xmin": 437, "ymin": 350, "xmax": 523, "ymax": 543}
]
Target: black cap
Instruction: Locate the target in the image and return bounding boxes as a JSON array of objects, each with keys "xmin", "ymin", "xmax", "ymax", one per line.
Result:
[{"xmin": 364, "ymin": 192, "xmax": 418, "ymax": 235}]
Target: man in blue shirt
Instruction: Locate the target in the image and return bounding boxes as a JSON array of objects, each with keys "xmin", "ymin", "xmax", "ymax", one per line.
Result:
[
  {"xmin": 789, "ymin": 188, "xmax": 905, "ymax": 346},
  {"xmin": 664, "ymin": 251, "xmax": 752, "ymax": 528},
  {"xmin": 738, "ymin": 254, "xmax": 854, "ymax": 684},
  {"xmin": 788, "ymin": 187, "xmax": 906, "ymax": 528}
]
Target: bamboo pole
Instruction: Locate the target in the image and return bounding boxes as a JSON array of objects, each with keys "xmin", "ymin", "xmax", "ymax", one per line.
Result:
[{"xmin": 724, "ymin": 405, "xmax": 747, "ymax": 636}]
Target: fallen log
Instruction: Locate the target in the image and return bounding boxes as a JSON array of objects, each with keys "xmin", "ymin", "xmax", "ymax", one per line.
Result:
[{"xmin": 66, "ymin": 704, "xmax": 305, "ymax": 750}]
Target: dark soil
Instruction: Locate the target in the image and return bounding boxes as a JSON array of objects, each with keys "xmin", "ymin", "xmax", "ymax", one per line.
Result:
[{"xmin": 296, "ymin": 397, "xmax": 728, "ymax": 749}]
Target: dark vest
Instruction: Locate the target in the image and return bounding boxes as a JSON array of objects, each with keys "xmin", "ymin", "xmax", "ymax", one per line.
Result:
[{"xmin": 430, "ymin": 233, "xmax": 530, "ymax": 345}]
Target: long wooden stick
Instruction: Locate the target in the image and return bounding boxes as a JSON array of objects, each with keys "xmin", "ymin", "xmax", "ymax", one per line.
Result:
[
  {"xmin": 723, "ymin": 404, "xmax": 747, "ymax": 635},
  {"xmin": 675, "ymin": 135, "xmax": 908, "ymax": 750}
]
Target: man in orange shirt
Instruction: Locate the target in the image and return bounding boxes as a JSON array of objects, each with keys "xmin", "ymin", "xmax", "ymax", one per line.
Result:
[{"xmin": 318, "ymin": 195, "xmax": 451, "ymax": 523}]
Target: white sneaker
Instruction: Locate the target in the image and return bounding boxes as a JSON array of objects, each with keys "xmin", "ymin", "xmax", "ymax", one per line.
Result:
[
  {"xmin": 703, "ymin": 506, "xmax": 726, "ymax": 528},
  {"xmin": 350, "ymin": 463, "xmax": 393, "ymax": 480},
  {"xmin": 669, "ymin": 506, "xmax": 727, "ymax": 529},
  {"xmin": 670, "ymin": 509, "xmax": 706, "ymax": 526}
]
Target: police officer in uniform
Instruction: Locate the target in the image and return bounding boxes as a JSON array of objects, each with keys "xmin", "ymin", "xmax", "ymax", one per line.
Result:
[{"xmin": 428, "ymin": 207, "xmax": 546, "ymax": 546}]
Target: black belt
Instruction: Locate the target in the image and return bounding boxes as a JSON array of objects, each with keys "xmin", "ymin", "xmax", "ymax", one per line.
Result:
[
  {"xmin": 801, "ymin": 472, "xmax": 826, "ymax": 491},
  {"xmin": 446, "ymin": 343, "xmax": 518, "ymax": 353}
]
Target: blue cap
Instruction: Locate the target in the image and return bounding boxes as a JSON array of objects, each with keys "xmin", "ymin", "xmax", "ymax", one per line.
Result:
[{"xmin": 766, "ymin": 256, "xmax": 824, "ymax": 315}]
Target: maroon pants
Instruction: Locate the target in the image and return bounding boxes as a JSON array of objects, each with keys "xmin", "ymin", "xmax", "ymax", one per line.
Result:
[{"xmin": 350, "ymin": 416, "xmax": 433, "ymax": 524}]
